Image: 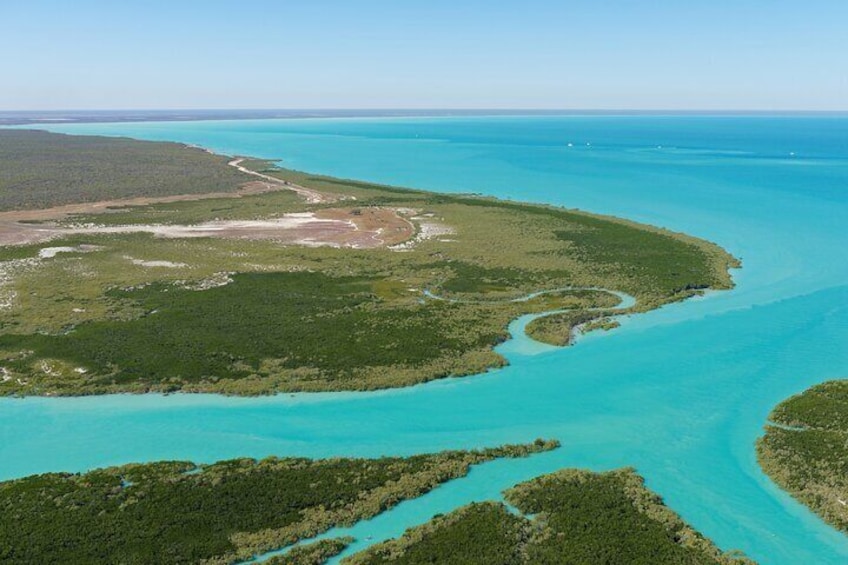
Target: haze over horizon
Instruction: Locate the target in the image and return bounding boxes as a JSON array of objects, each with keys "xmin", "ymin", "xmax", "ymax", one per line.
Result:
[{"xmin": 3, "ymin": 0, "xmax": 847, "ymax": 111}]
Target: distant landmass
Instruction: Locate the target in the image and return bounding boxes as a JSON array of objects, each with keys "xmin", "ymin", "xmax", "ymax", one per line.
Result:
[{"xmin": 3, "ymin": 109, "xmax": 845, "ymax": 126}]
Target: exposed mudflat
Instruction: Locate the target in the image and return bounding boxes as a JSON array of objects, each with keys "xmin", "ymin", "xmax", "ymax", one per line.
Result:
[
  {"xmin": 0, "ymin": 180, "xmax": 284, "ymax": 245},
  {"xmin": 0, "ymin": 152, "xmax": 420, "ymax": 249},
  {"xmin": 0, "ymin": 207, "xmax": 415, "ymax": 249}
]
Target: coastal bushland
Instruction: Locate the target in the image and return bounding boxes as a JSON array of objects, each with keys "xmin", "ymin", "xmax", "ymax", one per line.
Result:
[
  {"xmin": 266, "ymin": 538, "xmax": 353, "ymax": 565},
  {"xmin": 0, "ymin": 441, "xmax": 557, "ymax": 565},
  {"xmin": 757, "ymin": 379, "xmax": 848, "ymax": 533},
  {"xmin": 0, "ymin": 130, "xmax": 248, "ymax": 209},
  {"xmin": 346, "ymin": 468, "xmax": 752, "ymax": 565}
]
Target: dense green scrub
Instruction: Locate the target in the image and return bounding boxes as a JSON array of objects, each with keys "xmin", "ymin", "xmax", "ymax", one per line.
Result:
[
  {"xmin": 0, "ymin": 272, "xmax": 509, "ymax": 394},
  {"xmin": 351, "ymin": 503, "xmax": 526, "ymax": 564},
  {"xmin": 0, "ymin": 447, "xmax": 756, "ymax": 565},
  {"xmin": 266, "ymin": 538, "xmax": 353, "ymax": 565},
  {"xmin": 0, "ymin": 441, "xmax": 557, "ymax": 565},
  {"xmin": 347, "ymin": 468, "xmax": 752, "ymax": 565},
  {"xmin": 0, "ymin": 130, "xmax": 250, "ymax": 209},
  {"xmin": 525, "ymin": 308, "xmax": 620, "ymax": 346},
  {"xmin": 757, "ymin": 380, "xmax": 848, "ymax": 533},
  {"xmin": 0, "ymin": 132, "xmax": 739, "ymax": 395}
]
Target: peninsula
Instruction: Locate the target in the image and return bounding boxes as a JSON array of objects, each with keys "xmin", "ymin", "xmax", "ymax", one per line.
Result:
[{"xmin": 0, "ymin": 129, "xmax": 739, "ymax": 396}]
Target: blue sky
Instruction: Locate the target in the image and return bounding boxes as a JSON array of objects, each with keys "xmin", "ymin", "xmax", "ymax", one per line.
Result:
[{"xmin": 3, "ymin": 0, "xmax": 847, "ymax": 110}]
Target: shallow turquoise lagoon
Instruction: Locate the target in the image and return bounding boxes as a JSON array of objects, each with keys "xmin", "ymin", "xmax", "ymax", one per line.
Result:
[{"xmin": 4, "ymin": 115, "xmax": 848, "ymax": 563}]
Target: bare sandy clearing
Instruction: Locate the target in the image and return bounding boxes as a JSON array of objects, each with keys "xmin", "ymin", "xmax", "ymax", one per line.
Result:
[
  {"xmin": 390, "ymin": 214, "xmax": 455, "ymax": 251},
  {"xmin": 0, "ymin": 182, "xmax": 286, "ymax": 246},
  {"xmin": 0, "ymin": 156, "xmax": 333, "ymax": 246},
  {"xmin": 0, "ymin": 206, "xmax": 416, "ymax": 249},
  {"xmin": 38, "ymin": 244, "xmax": 102, "ymax": 259},
  {"xmin": 0, "ymin": 152, "xmax": 415, "ymax": 249},
  {"xmin": 0, "ymin": 150, "xmax": 429, "ymax": 252},
  {"xmin": 52, "ymin": 207, "xmax": 414, "ymax": 248},
  {"xmin": 124, "ymin": 256, "xmax": 189, "ymax": 268}
]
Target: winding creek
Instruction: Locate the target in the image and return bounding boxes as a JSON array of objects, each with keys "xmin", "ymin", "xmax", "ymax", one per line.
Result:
[
  {"xmin": 423, "ymin": 287, "xmax": 636, "ymax": 357},
  {"xmin": 3, "ymin": 115, "xmax": 848, "ymax": 564}
]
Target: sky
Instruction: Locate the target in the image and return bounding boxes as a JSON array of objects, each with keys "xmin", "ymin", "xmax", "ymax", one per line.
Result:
[{"xmin": 2, "ymin": 0, "xmax": 847, "ymax": 110}]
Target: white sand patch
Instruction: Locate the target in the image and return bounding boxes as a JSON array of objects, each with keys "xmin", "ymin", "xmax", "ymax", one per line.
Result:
[
  {"xmin": 38, "ymin": 244, "xmax": 102, "ymax": 259},
  {"xmin": 293, "ymin": 239, "xmax": 342, "ymax": 248},
  {"xmin": 0, "ymin": 367, "xmax": 11, "ymax": 383},
  {"xmin": 39, "ymin": 246, "xmax": 78, "ymax": 259},
  {"xmin": 71, "ymin": 215, "xmax": 319, "ymax": 237},
  {"xmin": 63, "ymin": 213, "xmax": 355, "ymax": 244},
  {"xmin": 124, "ymin": 256, "xmax": 188, "ymax": 268},
  {"xmin": 389, "ymin": 220, "xmax": 455, "ymax": 252},
  {"xmin": 242, "ymin": 264, "xmax": 312, "ymax": 273}
]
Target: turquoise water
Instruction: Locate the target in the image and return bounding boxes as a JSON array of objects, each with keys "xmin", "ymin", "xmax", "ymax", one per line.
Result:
[{"xmin": 4, "ymin": 115, "xmax": 848, "ymax": 563}]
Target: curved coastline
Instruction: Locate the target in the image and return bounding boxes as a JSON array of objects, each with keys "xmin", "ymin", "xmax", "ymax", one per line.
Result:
[
  {"xmin": 2, "ymin": 116, "xmax": 848, "ymax": 564},
  {"xmin": 757, "ymin": 380, "xmax": 848, "ymax": 535},
  {"xmin": 0, "ymin": 131, "xmax": 736, "ymax": 398},
  {"xmin": 422, "ymin": 286, "xmax": 637, "ymax": 356}
]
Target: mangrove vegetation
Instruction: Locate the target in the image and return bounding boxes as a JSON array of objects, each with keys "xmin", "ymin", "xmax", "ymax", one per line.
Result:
[
  {"xmin": 347, "ymin": 468, "xmax": 753, "ymax": 565},
  {"xmin": 757, "ymin": 379, "xmax": 848, "ymax": 533},
  {"xmin": 0, "ymin": 441, "xmax": 558, "ymax": 564}
]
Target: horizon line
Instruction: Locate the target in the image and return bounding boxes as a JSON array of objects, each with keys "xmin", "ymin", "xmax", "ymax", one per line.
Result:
[
  {"xmin": 3, "ymin": 108, "xmax": 848, "ymax": 113},
  {"xmin": 2, "ymin": 108, "xmax": 847, "ymax": 127}
]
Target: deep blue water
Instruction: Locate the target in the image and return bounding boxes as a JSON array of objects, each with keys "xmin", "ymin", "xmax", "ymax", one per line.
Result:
[{"xmin": 3, "ymin": 115, "xmax": 848, "ymax": 563}]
